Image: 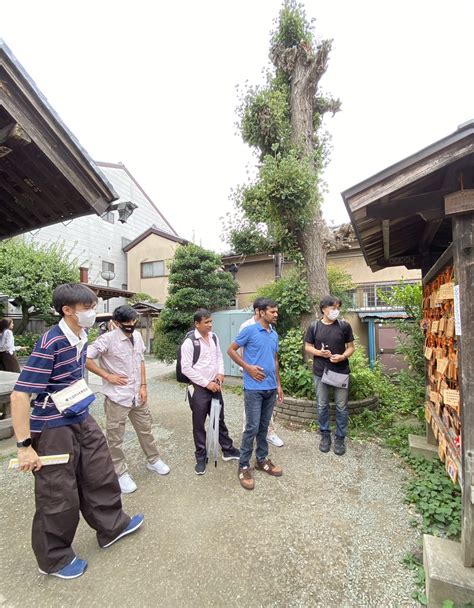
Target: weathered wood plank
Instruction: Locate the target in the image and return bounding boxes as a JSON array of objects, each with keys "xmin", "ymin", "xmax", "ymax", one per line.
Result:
[
  {"xmin": 348, "ymin": 140, "xmax": 474, "ymax": 213},
  {"xmin": 367, "ymin": 191, "xmax": 446, "ymax": 220},
  {"xmin": 0, "ymin": 79, "xmax": 111, "ymax": 215},
  {"xmin": 445, "ymin": 189, "xmax": 474, "ymax": 216},
  {"xmin": 0, "ymin": 121, "xmax": 31, "ymax": 146},
  {"xmin": 423, "ymin": 244, "xmax": 453, "ymax": 284},
  {"xmin": 450, "ymin": 192, "xmax": 474, "ymax": 567},
  {"xmin": 419, "ymin": 219, "xmax": 444, "ymax": 253},
  {"xmin": 382, "ymin": 219, "xmax": 390, "ymax": 259}
]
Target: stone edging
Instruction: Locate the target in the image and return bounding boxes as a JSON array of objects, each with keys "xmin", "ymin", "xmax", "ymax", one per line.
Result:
[{"xmin": 274, "ymin": 395, "xmax": 379, "ymax": 425}]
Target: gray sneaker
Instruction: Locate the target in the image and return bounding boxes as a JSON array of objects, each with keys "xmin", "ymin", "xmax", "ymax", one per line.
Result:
[
  {"xmin": 334, "ymin": 437, "xmax": 346, "ymax": 456},
  {"xmin": 319, "ymin": 433, "xmax": 331, "ymax": 453},
  {"xmin": 195, "ymin": 459, "xmax": 206, "ymax": 475}
]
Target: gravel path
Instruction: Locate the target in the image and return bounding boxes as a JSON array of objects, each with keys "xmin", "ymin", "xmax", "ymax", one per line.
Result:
[{"xmin": 0, "ymin": 376, "xmax": 420, "ymax": 607}]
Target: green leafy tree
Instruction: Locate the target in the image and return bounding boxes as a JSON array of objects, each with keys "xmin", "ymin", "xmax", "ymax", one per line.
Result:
[
  {"xmin": 221, "ymin": 212, "xmax": 274, "ymax": 255},
  {"xmin": 382, "ymin": 283, "xmax": 425, "ymax": 416},
  {"xmin": 128, "ymin": 292, "xmax": 158, "ymax": 304},
  {"xmin": 0, "ymin": 240, "xmax": 79, "ymax": 334},
  {"xmin": 227, "ymin": 0, "xmax": 340, "ymax": 319},
  {"xmin": 153, "ymin": 244, "xmax": 238, "ymax": 363},
  {"xmin": 327, "ymin": 264, "xmax": 354, "ymax": 310},
  {"xmin": 255, "ymin": 269, "xmax": 312, "ymax": 337}
]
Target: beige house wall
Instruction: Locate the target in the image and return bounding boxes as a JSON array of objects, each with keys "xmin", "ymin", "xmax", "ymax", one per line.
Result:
[
  {"xmin": 234, "ymin": 256, "xmax": 294, "ymax": 309},
  {"xmin": 344, "ymin": 311, "xmax": 368, "ymax": 349},
  {"xmin": 231, "ymin": 247, "xmax": 421, "ymax": 309},
  {"xmin": 328, "ymin": 250, "xmax": 421, "ymax": 284},
  {"xmin": 126, "ymin": 233, "xmax": 182, "ymax": 303}
]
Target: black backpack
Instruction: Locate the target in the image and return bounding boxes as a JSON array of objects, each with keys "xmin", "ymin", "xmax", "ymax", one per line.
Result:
[{"xmin": 176, "ymin": 330, "xmax": 218, "ymax": 383}]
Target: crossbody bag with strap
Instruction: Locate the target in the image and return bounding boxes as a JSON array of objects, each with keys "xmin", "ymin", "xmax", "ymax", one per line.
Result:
[{"xmin": 311, "ymin": 319, "xmax": 350, "ymax": 389}]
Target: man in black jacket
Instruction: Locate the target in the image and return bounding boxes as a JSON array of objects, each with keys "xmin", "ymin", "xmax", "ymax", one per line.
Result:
[{"xmin": 304, "ymin": 296, "xmax": 355, "ymax": 456}]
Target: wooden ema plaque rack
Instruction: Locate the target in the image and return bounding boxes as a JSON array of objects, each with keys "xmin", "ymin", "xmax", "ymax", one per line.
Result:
[{"xmin": 423, "ymin": 265, "xmax": 461, "ymax": 484}]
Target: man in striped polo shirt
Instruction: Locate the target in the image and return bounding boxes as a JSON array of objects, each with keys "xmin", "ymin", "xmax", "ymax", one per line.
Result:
[{"xmin": 11, "ymin": 283, "xmax": 143, "ymax": 580}]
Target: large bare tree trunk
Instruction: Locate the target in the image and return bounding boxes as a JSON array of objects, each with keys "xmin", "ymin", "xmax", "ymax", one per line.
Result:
[
  {"xmin": 14, "ymin": 303, "xmax": 30, "ymax": 335},
  {"xmin": 271, "ymin": 40, "xmax": 335, "ymax": 324}
]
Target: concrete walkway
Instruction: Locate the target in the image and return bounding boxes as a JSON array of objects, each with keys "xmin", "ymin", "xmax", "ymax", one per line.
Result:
[{"xmin": 0, "ymin": 363, "xmax": 419, "ymax": 607}]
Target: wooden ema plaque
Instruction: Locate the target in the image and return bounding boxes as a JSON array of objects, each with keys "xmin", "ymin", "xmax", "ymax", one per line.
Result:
[{"xmin": 423, "ymin": 266, "xmax": 461, "ymax": 483}]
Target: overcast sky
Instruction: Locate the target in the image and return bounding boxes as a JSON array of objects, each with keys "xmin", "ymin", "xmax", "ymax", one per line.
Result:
[{"xmin": 2, "ymin": 0, "xmax": 473, "ymax": 251}]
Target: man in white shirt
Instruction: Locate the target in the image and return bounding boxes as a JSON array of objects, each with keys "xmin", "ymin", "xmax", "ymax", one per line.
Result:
[
  {"xmin": 87, "ymin": 305, "xmax": 170, "ymax": 494},
  {"xmin": 240, "ymin": 298, "xmax": 284, "ymax": 448},
  {"xmin": 181, "ymin": 308, "xmax": 239, "ymax": 475}
]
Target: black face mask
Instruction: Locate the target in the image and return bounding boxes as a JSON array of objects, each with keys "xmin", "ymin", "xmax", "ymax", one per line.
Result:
[{"xmin": 120, "ymin": 324, "xmax": 136, "ymax": 334}]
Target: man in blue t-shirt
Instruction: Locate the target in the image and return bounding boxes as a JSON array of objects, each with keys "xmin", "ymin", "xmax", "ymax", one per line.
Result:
[
  {"xmin": 227, "ymin": 298, "xmax": 283, "ymax": 490},
  {"xmin": 11, "ymin": 283, "xmax": 143, "ymax": 580}
]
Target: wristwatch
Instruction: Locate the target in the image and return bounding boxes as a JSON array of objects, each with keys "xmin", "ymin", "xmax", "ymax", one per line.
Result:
[{"xmin": 16, "ymin": 438, "xmax": 32, "ymax": 448}]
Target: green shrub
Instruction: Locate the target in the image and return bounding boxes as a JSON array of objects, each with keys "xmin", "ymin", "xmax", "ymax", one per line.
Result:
[
  {"xmin": 152, "ymin": 321, "xmax": 181, "ymax": 365},
  {"xmin": 256, "ymin": 269, "xmax": 312, "ymax": 338},
  {"xmin": 87, "ymin": 328, "xmax": 100, "ymax": 344},
  {"xmin": 279, "ymin": 329, "xmax": 383, "ymax": 402},
  {"xmin": 152, "ymin": 243, "xmax": 237, "ymax": 363},
  {"xmin": 327, "ymin": 264, "xmax": 354, "ymax": 311},
  {"xmin": 278, "ymin": 328, "xmax": 314, "ymax": 399},
  {"xmin": 14, "ymin": 333, "xmax": 41, "ymax": 356}
]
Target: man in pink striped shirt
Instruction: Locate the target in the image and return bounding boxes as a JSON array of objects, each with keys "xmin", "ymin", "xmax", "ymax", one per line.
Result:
[{"xmin": 181, "ymin": 309, "xmax": 239, "ymax": 475}]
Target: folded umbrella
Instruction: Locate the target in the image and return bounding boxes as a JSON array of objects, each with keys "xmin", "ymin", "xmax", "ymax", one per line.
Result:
[{"xmin": 206, "ymin": 395, "xmax": 222, "ymax": 468}]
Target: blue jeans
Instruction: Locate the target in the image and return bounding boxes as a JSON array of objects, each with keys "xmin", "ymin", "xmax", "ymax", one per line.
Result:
[
  {"xmin": 239, "ymin": 389, "xmax": 277, "ymax": 468},
  {"xmin": 314, "ymin": 375, "xmax": 349, "ymax": 439}
]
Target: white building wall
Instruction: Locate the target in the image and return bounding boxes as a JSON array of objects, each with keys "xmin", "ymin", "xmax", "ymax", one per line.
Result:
[{"xmin": 22, "ymin": 163, "xmax": 177, "ymax": 313}]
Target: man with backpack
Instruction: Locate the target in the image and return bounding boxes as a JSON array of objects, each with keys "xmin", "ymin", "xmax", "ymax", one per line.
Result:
[
  {"xmin": 304, "ymin": 296, "xmax": 355, "ymax": 456},
  {"xmin": 180, "ymin": 309, "xmax": 239, "ymax": 475}
]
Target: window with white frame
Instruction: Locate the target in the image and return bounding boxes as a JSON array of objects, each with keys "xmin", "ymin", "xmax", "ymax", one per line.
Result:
[
  {"xmin": 141, "ymin": 260, "xmax": 165, "ymax": 278},
  {"xmin": 360, "ymin": 283, "xmax": 400, "ymax": 308},
  {"xmin": 346, "ymin": 289, "xmax": 357, "ymax": 308},
  {"xmin": 102, "ymin": 211, "xmax": 115, "ymax": 224},
  {"xmin": 102, "ymin": 261, "xmax": 115, "ymax": 273}
]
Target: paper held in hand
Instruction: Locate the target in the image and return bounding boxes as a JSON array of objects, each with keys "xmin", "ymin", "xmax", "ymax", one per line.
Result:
[{"xmin": 8, "ymin": 454, "xmax": 70, "ymax": 470}]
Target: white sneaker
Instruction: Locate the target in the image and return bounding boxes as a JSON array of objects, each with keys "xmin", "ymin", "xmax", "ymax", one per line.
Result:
[
  {"xmin": 118, "ymin": 472, "xmax": 137, "ymax": 494},
  {"xmin": 146, "ymin": 459, "xmax": 170, "ymax": 475},
  {"xmin": 267, "ymin": 433, "xmax": 284, "ymax": 447}
]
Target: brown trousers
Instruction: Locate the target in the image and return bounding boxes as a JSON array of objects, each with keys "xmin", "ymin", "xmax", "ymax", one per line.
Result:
[
  {"xmin": 32, "ymin": 415, "xmax": 130, "ymax": 573},
  {"xmin": 104, "ymin": 397, "xmax": 160, "ymax": 477},
  {"xmin": 0, "ymin": 351, "xmax": 20, "ymax": 373}
]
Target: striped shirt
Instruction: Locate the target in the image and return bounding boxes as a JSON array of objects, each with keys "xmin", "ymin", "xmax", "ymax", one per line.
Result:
[{"xmin": 14, "ymin": 322, "xmax": 90, "ymax": 433}]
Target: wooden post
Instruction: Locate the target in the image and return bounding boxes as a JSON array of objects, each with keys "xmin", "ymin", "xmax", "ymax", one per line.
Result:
[{"xmin": 445, "ymin": 190, "xmax": 474, "ymax": 567}]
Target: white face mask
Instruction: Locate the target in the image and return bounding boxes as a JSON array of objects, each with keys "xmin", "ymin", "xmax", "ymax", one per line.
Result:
[
  {"xmin": 75, "ymin": 309, "xmax": 97, "ymax": 328},
  {"xmin": 327, "ymin": 309, "xmax": 340, "ymax": 321}
]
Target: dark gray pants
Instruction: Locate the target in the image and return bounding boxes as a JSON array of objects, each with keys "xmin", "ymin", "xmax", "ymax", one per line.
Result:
[
  {"xmin": 189, "ymin": 385, "xmax": 233, "ymax": 461},
  {"xmin": 32, "ymin": 415, "xmax": 130, "ymax": 573}
]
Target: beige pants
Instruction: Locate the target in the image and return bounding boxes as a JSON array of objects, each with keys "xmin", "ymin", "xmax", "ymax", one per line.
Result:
[
  {"xmin": 242, "ymin": 407, "xmax": 275, "ymax": 435},
  {"xmin": 104, "ymin": 397, "xmax": 160, "ymax": 477}
]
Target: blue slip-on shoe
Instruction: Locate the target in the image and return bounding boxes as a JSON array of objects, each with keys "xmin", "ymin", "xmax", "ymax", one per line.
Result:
[
  {"xmin": 101, "ymin": 514, "xmax": 144, "ymax": 549},
  {"xmin": 38, "ymin": 556, "xmax": 87, "ymax": 579}
]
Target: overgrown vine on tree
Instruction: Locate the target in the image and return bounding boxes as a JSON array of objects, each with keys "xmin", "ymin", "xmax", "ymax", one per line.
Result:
[{"xmin": 225, "ymin": 0, "xmax": 341, "ymax": 318}]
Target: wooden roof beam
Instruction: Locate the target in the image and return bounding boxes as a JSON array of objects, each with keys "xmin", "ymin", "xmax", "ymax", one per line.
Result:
[
  {"xmin": 382, "ymin": 219, "xmax": 390, "ymax": 259},
  {"xmin": 419, "ymin": 219, "xmax": 444, "ymax": 253},
  {"xmin": 367, "ymin": 190, "xmax": 446, "ymax": 220},
  {"xmin": 0, "ymin": 121, "xmax": 31, "ymax": 147}
]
